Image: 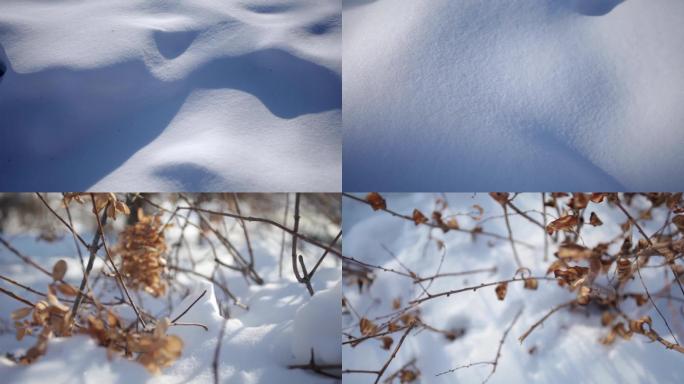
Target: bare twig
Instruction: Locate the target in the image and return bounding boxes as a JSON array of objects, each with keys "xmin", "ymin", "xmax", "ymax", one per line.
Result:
[
  {"xmin": 171, "ymin": 290, "xmax": 207, "ymax": 324},
  {"xmin": 375, "ymin": 322, "xmax": 416, "ymax": 383},
  {"xmin": 213, "ymin": 317, "xmax": 228, "ymax": 384},
  {"xmin": 518, "ymin": 301, "xmax": 574, "ymax": 344}
]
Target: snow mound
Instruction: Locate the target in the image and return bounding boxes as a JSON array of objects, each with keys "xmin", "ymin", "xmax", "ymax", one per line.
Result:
[
  {"xmin": 0, "ymin": 0, "xmax": 341, "ymax": 191},
  {"xmin": 343, "ymin": 0, "xmax": 684, "ymax": 190},
  {"xmin": 292, "ymin": 280, "xmax": 342, "ymax": 365}
]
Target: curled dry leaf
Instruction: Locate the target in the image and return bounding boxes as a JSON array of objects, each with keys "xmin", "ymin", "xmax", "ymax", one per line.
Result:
[
  {"xmin": 381, "ymin": 336, "xmax": 393, "ymax": 350},
  {"xmin": 359, "ymin": 317, "xmax": 378, "ymax": 336},
  {"xmin": 589, "ymin": 212, "xmax": 603, "ymax": 227},
  {"xmin": 52, "ymin": 259, "xmax": 67, "ymax": 281},
  {"xmin": 400, "ymin": 369, "xmax": 419, "ymax": 383},
  {"xmin": 553, "ymin": 266, "xmax": 589, "ymax": 288},
  {"xmin": 365, "ymin": 192, "xmax": 386, "ymax": 211},
  {"xmin": 546, "ymin": 215, "xmax": 579, "ymax": 235},
  {"xmin": 470, "ymin": 204, "xmax": 484, "ymax": 221},
  {"xmin": 495, "ymin": 282, "xmax": 508, "ymax": 301},
  {"xmin": 616, "ymin": 258, "xmax": 633, "ymax": 282},
  {"xmin": 411, "ymin": 209, "xmax": 428, "ymax": 225}
]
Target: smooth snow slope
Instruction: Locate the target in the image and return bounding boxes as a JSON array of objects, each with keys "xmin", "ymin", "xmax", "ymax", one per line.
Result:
[
  {"xmin": 0, "ymin": 0, "xmax": 341, "ymax": 191},
  {"xmin": 343, "ymin": 0, "xmax": 684, "ymax": 191}
]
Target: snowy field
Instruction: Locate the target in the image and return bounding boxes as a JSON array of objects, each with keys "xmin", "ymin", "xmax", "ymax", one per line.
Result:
[
  {"xmin": 343, "ymin": 0, "xmax": 684, "ymax": 191},
  {"xmin": 342, "ymin": 193, "xmax": 684, "ymax": 383},
  {"xmin": 0, "ymin": 1, "xmax": 341, "ymax": 191},
  {"xmin": 0, "ymin": 193, "xmax": 341, "ymax": 383}
]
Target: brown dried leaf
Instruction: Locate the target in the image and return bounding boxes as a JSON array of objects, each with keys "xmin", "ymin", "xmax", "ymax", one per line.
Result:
[
  {"xmin": 556, "ymin": 244, "xmax": 592, "ymax": 261},
  {"xmin": 589, "ymin": 212, "xmax": 603, "ymax": 227},
  {"xmin": 673, "ymin": 215, "xmax": 684, "ymax": 234},
  {"xmin": 546, "ymin": 215, "xmax": 579, "ymax": 235},
  {"xmin": 489, "ymin": 192, "xmax": 509, "ymax": 205},
  {"xmin": 11, "ymin": 307, "xmax": 33, "ymax": 320},
  {"xmin": 577, "ymin": 286, "xmax": 591, "ymax": 305},
  {"xmin": 495, "ymin": 282, "xmax": 508, "ymax": 301},
  {"xmin": 411, "ymin": 209, "xmax": 428, "ymax": 225},
  {"xmin": 524, "ymin": 278, "xmax": 538, "ymax": 290},
  {"xmin": 55, "ymin": 283, "xmax": 78, "ymax": 297},
  {"xmin": 359, "ymin": 318, "xmax": 378, "ymax": 336},
  {"xmin": 381, "ymin": 336, "xmax": 393, "ymax": 350},
  {"xmin": 365, "ymin": 193, "xmax": 386, "ymax": 211},
  {"xmin": 590, "ymin": 193, "xmax": 606, "ymax": 203},
  {"xmin": 52, "ymin": 259, "xmax": 67, "ymax": 281}
]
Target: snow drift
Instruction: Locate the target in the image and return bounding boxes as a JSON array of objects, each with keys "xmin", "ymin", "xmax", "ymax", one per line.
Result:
[{"xmin": 0, "ymin": 0, "xmax": 341, "ymax": 191}]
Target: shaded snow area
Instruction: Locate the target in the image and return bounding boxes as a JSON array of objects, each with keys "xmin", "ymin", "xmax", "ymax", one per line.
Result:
[
  {"xmin": 343, "ymin": 0, "xmax": 684, "ymax": 191},
  {"xmin": 0, "ymin": 194, "xmax": 341, "ymax": 383},
  {"xmin": 0, "ymin": 0, "xmax": 341, "ymax": 191},
  {"xmin": 342, "ymin": 193, "xmax": 684, "ymax": 384}
]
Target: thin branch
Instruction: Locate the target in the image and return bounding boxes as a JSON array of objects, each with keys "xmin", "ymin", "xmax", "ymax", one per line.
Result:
[
  {"xmin": 502, "ymin": 203, "xmax": 522, "ymax": 268},
  {"xmin": 90, "ymin": 194, "xmax": 146, "ymax": 328},
  {"xmin": 518, "ymin": 301, "xmax": 574, "ymax": 343},
  {"xmin": 213, "ymin": 317, "xmax": 228, "ymax": 384},
  {"xmin": 342, "ymin": 193, "xmax": 535, "ymax": 248},
  {"xmin": 375, "ymin": 322, "xmax": 416, "ymax": 384},
  {"xmin": 71, "ymin": 208, "xmax": 108, "ymax": 318},
  {"xmin": 288, "ymin": 349, "xmax": 342, "ymax": 379},
  {"xmin": 35, "ymin": 193, "xmax": 88, "ymax": 248},
  {"xmin": 279, "ymin": 193, "xmax": 290, "ymax": 278},
  {"xmin": 413, "ymin": 267, "xmax": 497, "ymax": 283},
  {"xmin": 409, "ymin": 276, "xmax": 558, "ymax": 305},
  {"xmin": 0, "ymin": 235, "xmax": 51, "ymax": 276},
  {"xmin": 0, "ymin": 286, "xmax": 34, "ymax": 307},
  {"xmin": 171, "ymin": 289, "xmax": 207, "ymax": 324}
]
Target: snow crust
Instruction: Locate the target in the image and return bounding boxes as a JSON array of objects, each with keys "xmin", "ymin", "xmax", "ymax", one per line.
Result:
[
  {"xmin": 343, "ymin": 0, "xmax": 684, "ymax": 190},
  {"xmin": 0, "ymin": 0, "xmax": 341, "ymax": 191}
]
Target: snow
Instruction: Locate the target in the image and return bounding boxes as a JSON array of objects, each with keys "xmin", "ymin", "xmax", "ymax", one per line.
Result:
[
  {"xmin": 0, "ymin": 195, "xmax": 342, "ymax": 383},
  {"xmin": 0, "ymin": 0, "xmax": 341, "ymax": 191},
  {"xmin": 342, "ymin": 193, "xmax": 683, "ymax": 384},
  {"xmin": 342, "ymin": 0, "xmax": 684, "ymax": 191}
]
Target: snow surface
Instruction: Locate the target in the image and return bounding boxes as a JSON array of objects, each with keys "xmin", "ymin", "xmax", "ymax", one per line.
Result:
[
  {"xmin": 343, "ymin": 0, "xmax": 684, "ymax": 191},
  {"xmin": 342, "ymin": 193, "xmax": 683, "ymax": 384},
  {"xmin": 0, "ymin": 199, "xmax": 341, "ymax": 383},
  {"xmin": 0, "ymin": 0, "xmax": 341, "ymax": 191}
]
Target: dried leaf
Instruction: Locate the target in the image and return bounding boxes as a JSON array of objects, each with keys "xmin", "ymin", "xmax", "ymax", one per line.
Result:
[
  {"xmin": 589, "ymin": 212, "xmax": 603, "ymax": 227},
  {"xmin": 365, "ymin": 193, "xmax": 386, "ymax": 211},
  {"xmin": 489, "ymin": 192, "xmax": 509, "ymax": 205},
  {"xmin": 577, "ymin": 286, "xmax": 591, "ymax": 305},
  {"xmin": 546, "ymin": 215, "xmax": 579, "ymax": 235},
  {"xmin": 359, "ymin": 318, "xmax": 378, "ymax": 336},
  {"xmin": 411, "ymin": 209, "xmax": 428, "ymax": 225},
  {"xmin": 673, "ymin": 215, "xmax": 684, "ymax": 234},
  {"xmin": 52, "ymin": 259, "xmax": 67, "ymax": 281},
  {"xmin": 381, "ymin": 336, "xmax": 393, "ymax": 350},
  {"xmin": 495, "ymin": 282, "xmax": 508, "ymax": 301},
  {"xmin": 55, "ymin": 283, "xmax": 78, "ymax": 296},
  {"xmin": 590, "ymin": 193, "xmax": 606, "ymax": 203},
  {"xmin": 11, "ymin": 307, "xmax": 33, "ymax": 320},
  {"xmin": 524, "ymin": 278, "xmax": 538, "ymax": 290},
  {"xmin": 556, "ymin": 244, "xmax": 592, "ymax": 261}
]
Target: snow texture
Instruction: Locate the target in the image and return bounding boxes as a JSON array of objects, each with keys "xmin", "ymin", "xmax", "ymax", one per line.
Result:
[
  {"xmin": 343, "ymin": 0, "xmax": 684, "ymax": 191},
  {"xmin": 342, "ymin": 193, "xmax": 683, "ymax": 384},
  {"xmin": 0, "ymin": 0, "xmax": 341, "ymax": 191}
]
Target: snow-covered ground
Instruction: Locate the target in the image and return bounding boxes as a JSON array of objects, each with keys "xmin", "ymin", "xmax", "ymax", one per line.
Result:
[
  {"xmin": 342, "ymin": 193, "xmax": 683, "ymax": 383},
  {"xmin": 343, "ymin": 0, "xmax": 684, "ymax": 191},
  {"xmin": 0, "ymin": 1, "xmax": 341, "ymax": 191},
  {"xmin": 0, "ymin": 194, "xmax": 341, "ymax": 383}
]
